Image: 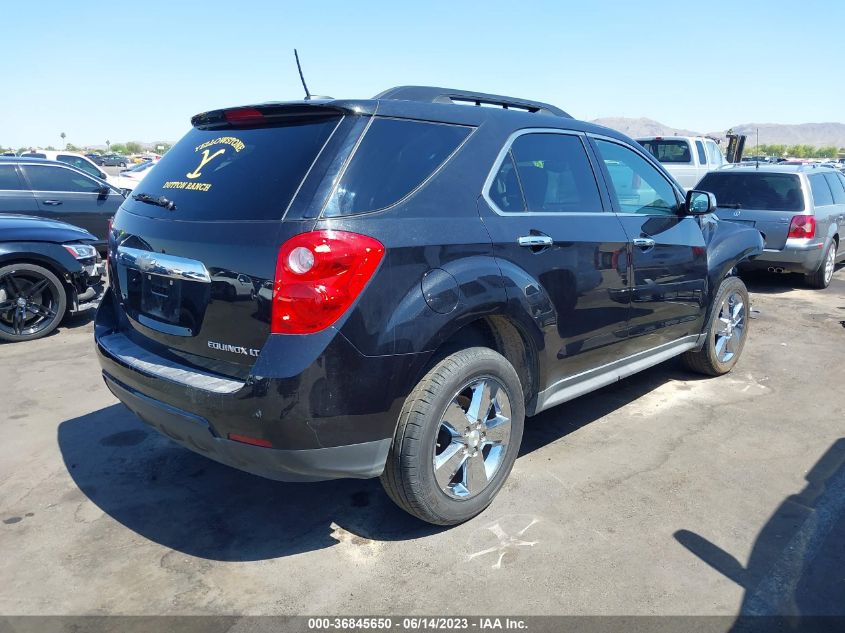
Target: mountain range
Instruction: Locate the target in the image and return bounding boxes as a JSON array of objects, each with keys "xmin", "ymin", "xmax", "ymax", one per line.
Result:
[{"xmin": 591, "ymin": 117, "xmax": 845, "ymax": 148}]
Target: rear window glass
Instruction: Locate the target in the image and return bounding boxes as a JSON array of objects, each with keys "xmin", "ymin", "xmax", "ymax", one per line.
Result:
[
  {"xmin": 695, "ymin": 141, "xmax": 706, "ymax": 164},
  {"xmin": 809, "ymin": 174, "xmax": 834, "ymax": 207},
  {"xmin": 122, "ymin": 116, "xmax": 341, "ymax": 221},
  {"xmin": 697, "ymin": 172, "xmax": 804, "ymax": 211},
  {"xmin": 22, "ymin": 153, "xmax": 46, "ymax": 159},
  {"xmin": 323, "ymin": 118, "xmax": 471, "ymax": 217},
  {"xmin": 0, "ymin": 165, "xmax": 25, "ymax": 190},
  {"xmin": 638, "ymin": 139, "xmax": 691, "ymax": 163}
]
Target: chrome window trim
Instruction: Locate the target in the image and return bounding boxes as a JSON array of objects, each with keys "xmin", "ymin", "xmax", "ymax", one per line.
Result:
[{"xmin": 482, "ymin": 127, "xmax": 607, "ymax": 217}]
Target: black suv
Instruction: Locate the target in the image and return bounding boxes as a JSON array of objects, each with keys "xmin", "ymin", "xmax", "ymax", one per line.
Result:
[{"xmin": 95, "ymin": 86, "xmax": 763, "ymax": 525}]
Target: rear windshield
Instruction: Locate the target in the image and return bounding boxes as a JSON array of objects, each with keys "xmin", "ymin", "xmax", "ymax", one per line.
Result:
[
  {"xmin": 323, "ymin": 118, "xmax": 472, "ymax": 216},
  {"xmin": 122, "ymin": 116, "xmax": 340, "ymax": 221},
  {"xmin": 637, "ymin": 140, "xmax": 692, "ymax": 163},
  {"xmin": 697, "ymin": 172, "xmax": 804, "ymax": 211}
]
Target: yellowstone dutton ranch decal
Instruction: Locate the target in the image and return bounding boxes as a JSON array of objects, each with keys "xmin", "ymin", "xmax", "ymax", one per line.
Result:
[{"xmin": 162, "ymin": 136, "xmax": 245, "ymax": 193}]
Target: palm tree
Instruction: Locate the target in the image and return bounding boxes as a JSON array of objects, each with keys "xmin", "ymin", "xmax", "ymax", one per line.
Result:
[{"xmin": 60, "ymin": 132, "xmax": 66, "ymax": 149}]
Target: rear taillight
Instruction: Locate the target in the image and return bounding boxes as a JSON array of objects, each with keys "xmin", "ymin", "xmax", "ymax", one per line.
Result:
[
  {"xmin": 788, "ymin": 215, "xmax": 816, "ymax": 239},
  {"xmin": 271, "ymin": 230, "xmax": 385, "ymax": 334}
]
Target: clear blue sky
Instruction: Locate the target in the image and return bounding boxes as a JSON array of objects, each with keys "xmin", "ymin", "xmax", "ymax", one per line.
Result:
[{"xmin": 2, "ymin": 0, "xmax": 842, "ymax": 148}]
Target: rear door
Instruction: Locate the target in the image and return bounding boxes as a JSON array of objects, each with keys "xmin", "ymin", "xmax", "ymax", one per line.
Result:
[
  {"xmin": 591, "ymin": 136, "xmax": 707, "ymax": 354},
  {"xmin": 0, "ymin": 164, "xmax": 39, "ymax": 215},
  {"xmin": 108, "ymin": 109, "xmax": 346, "ymax": 377},
  {"xmin": 828, "ymin": 173, "xmax": 845, "ymax": 258},
  {"xmin": 18, "ymin": 163, "xmax": 121, "ymax": 240},
  {"xmin": 480, "ymin": 130, "xmax": 630, "ymax": 389}
]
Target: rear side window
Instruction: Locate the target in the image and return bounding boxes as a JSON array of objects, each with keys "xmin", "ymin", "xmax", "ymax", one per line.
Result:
[
  {"xmin": 123, "ymin": 116, "xmax": 341, "ymax": 221},
  {"xmin": 638, "ymin": 139, "xmax": 691, "ymax": 163},
  {"xmin": 823, "ymin": 172, "xmax": 845, "ymax": 204},
  {"xmin": 22, "ymin": 153, "xmax": 46, "ymax": 159},
  {"xmin": 695, "ymin": 141, "xmax": 707, "ymax": 164},
  {"xmin": 697, "ymin": 173, "xmax": 804, "ymax": 211},
  {"xmin": 0, "ymin": 165, "xmax": 25, "ymax": 190},
  {"xmin": 809, "ymin": 174, "xmax": 834, "ymax": 207},
  {"xmin": 706, "ymin": 141, "xmax": 723, "ymax": 166},
  {"xmin": 323, "ymin": 118, "xmax": 471, "ymax": 216},
  {"xmin": 489, "ymin": 133, "xmax": 603, "ymax": 213},
  {"xmin": 22, "ymin": 165, "xmax": 101, "ymax": 193}
]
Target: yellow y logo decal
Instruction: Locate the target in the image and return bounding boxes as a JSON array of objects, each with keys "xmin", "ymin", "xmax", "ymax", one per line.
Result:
[{"xmin": 186, "ymin": 148, "xmax": 225, "ymax": 179}]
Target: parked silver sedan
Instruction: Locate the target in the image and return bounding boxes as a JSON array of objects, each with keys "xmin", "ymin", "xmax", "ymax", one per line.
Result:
[{"xmin": 697, "ymin": 164, "xmax": 845, "ymax": 288}]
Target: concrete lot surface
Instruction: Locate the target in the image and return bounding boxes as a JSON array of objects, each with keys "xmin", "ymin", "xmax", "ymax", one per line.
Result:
[{"xmin": 0, "ymin": 270, "xmax": 843, "ymax": 616}]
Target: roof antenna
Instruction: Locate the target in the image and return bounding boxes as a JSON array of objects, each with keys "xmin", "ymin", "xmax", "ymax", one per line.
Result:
[{"xmin": 294, "ymin": 49, "xmax": 312, "ymax": 100}]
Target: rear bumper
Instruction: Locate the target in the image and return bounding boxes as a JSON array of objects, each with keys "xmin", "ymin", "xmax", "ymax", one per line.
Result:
[
  {"xmin": 103, "ymin": 373, "xmax": 391, "ymax": 482},
  {"xmin": 739, "ymin": 238, "xmax": 827, "ymax": 274},
  {"xmin": 94, "ymin": 289, "xmax": 430, "ymax": 481}
]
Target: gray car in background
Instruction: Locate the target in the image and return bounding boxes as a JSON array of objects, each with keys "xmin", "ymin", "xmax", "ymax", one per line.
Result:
[{"xmin": 697, "ymin": 164, "xmax": 845, "ymax": 288}]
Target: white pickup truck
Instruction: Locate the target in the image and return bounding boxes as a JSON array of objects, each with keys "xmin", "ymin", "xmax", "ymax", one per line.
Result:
[{"xmin": 636, "ymin": 136, "xmax": 726, "ymax": 190}]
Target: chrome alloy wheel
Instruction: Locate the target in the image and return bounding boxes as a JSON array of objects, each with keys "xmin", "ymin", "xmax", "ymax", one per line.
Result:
[
  {"xmin": 823, "ymin": 244, "xmax": 836, "ymax": 285},
  {"xmin": 714, "ymin": 291, "xmax": 746, "ymax": 363},
  {"xmin": 432, "ymin": 376, "xmax": 512, "ymax": 499}
]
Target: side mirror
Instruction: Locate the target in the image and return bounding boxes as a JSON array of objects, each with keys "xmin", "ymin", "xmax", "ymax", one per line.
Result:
[
  {"xmin": 685, "ymin": 189, "xmax": 717, "ymax": 215},
  {"xmin": 100, "ymin": 171, "xmax": 108, "ymax": 179}
]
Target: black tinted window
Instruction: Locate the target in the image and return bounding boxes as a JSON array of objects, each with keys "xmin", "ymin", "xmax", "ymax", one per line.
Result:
[
  {"xmin": 500, "ymin": 133, "xmax": 602, "ymax": 213},
  {"xmin": 697, "ymin": 172, "xmax": 804, "ymax": 211},
  {"xmin": 595, "ymin": 140, "xmax": 679, "ymax": 215},
  {"xmin": 22, "ymin": 165, "xmax": 101, "ymax": 192},
  {"xmin": 123, "ymin": 116, "xmax": 340, "ymax": 221},
  {"xmin": 695, "ymin": 141, "xmax": 706, "ymax": 164},
  {"xmin": 638, "ymin": 139, "xmax": 691, "ymax": 163},
  {"xmin": 0, "ymin": 165, "xmax": 24, "ymax": 190},
  {"xmin": 324, "ymin": 118, "xmax": 471, "ymax": 216},
  {"xmin": 809, "ymin": 174, "xmax": 833, "ymax": 207},
  {"xmin": 823, "ymin": 173, "xmax": 845, "ymax": 204}
]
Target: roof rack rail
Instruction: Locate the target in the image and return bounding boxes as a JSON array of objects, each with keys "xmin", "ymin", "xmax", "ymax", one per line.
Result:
[{"xmin": 373, "ymin": 86, "xmax": 571, "ymax": 118}]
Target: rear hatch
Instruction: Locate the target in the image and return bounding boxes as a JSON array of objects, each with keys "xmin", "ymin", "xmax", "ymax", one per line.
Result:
[
  {"xmin": 109, "ymin": 106, "xmax": 346, "ymax": 379},
  {"xmin": 697, "ymin": 171, "xmax": 806, "ymax": 250}
]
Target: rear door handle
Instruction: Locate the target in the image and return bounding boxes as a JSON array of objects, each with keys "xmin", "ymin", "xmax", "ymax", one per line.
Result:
[
  {"xmin": 518, "ymin": 235, "xmax": 554, "ymax": 248},
  {"xmin": 633, "ymin": 237, "xmax": 655, "ymax": 250},
  {"xmin": 42, "ymin": 200, "xmax": 63, "ymax": 206}
]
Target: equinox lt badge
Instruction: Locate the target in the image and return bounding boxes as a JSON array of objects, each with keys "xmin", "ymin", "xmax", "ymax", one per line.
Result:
[{"xmin": 208, "ymin": 340, "xmax": 260, "ymax": 357}]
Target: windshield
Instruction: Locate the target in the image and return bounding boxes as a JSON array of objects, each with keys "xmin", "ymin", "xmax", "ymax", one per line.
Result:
[
  {"xmin": 122, "ymin": 115, "xmax": 341, "ymax": 221},
  {"xmin": 698, "ymin": 172, "xmax": 805, "ymax": 211},
  {"xmin": 638, "ymin": 139, "xmax": 692, "ymax": 163}
]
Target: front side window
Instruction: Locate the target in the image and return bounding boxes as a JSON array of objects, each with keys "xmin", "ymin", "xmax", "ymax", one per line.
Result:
[
  {"xmin": 323, "ymin": 118, "xmax": 472, "ymax": 216},
  {"xmin": 22, "ymin": 165, "xmax": 102, "ymax": 193},
  {"xmin": 490, "ymin": 132, "xmax": 603, "ymax": 213},
  {"xmin": 0, "ymin": 165, "xmax": 25, "ymax": 190},
  {"xmin": 58, "ymin": 155, "xmax": 100, "ymax": 178},
  {"xmin": 809, "ymin": 174, "xmax": 834, "ymax": 207},
  {"xmin": 695, "ymin": 141, "xmax": 707, "ymax": 164},
  {"xmin": 706, "ymin": 141, "xmax": 723, "ymax": 166},
  {"xmin": 594, "ymin": 139, "xmax": 679, "ymax": 215}
]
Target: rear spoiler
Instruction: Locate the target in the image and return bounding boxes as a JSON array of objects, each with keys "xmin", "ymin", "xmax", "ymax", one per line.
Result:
[{"xmin": 191, "ymin": 103, "xmax": 348, "ymax": 129}]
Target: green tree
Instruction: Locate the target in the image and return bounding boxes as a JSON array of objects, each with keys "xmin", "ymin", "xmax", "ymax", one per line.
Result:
[
  {"xmin": 125, "ymin": 141, "xmax": 142, "ymax": 154},
  {"xmin": 45, "ymin": 145, "xmax": 56, "ymax": 151},
  {"xmin": 110, "ymin": 143, "xmax": 128, "ymax": 154},
  {"xmin": 65, "ymin": 142, "xmax": 81, "ymax": 152}
]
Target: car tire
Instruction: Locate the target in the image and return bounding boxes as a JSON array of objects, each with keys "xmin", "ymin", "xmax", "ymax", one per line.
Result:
[
  {"xmin": 681, "ymin": 276, "xmax": 749, "ymax": 376},
  {"xmin": 380, "ymin": 347, "xmax": 525, "ymax": 525},
  {"xmin": 0, "ymin": 263, "xmax": 67, "ymax": 343},
  {"xmin": 805, "ymin": 240, "xmax": 836, "ymax": 289}
]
